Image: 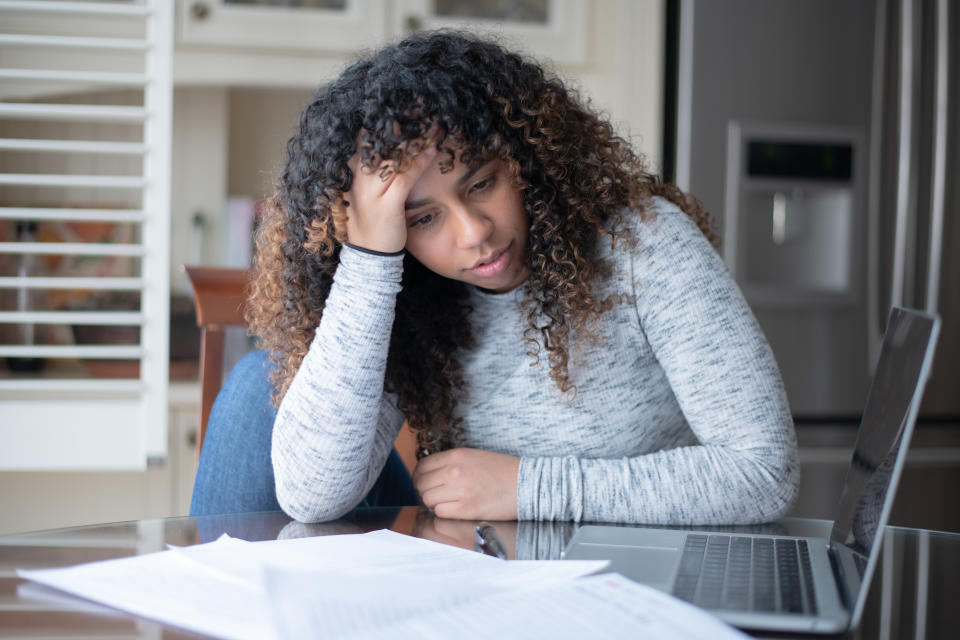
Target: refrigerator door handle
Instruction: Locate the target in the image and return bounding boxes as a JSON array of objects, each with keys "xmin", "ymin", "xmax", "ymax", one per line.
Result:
[
  {"xmin": 924, "ymin": 0, "xmax": 948, "ymax": 316},
  {"xmin": 890, "ymin": 0, "xmax": 915, "ymax": 314},
  {"xmin": 867, "ymin": 0, "xmax": 890, "ymax": 369}
]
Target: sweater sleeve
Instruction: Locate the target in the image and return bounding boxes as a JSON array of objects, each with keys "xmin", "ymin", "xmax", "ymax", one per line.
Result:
[
  {"xmin": 272, "ymin": 246, "xmax": 407, "ymax": 522},
  {"xmin": 517, "ymin": 201, "xmax": 800, "ymax": 525}
]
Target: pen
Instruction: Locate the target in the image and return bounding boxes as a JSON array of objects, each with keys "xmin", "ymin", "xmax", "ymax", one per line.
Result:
[{"xmin": 474, "ymin": 522, "xmax": 508, "ymax": 560}]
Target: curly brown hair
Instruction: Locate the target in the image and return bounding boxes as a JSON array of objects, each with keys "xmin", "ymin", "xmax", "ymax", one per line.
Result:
[{"xmin": 247, "ymin": 30, "xmax": 715, "ymax": 455}]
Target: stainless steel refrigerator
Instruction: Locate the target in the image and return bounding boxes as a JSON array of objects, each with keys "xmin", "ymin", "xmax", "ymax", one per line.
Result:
[
  {"xmin": 672, "ymin": 0, "xmax": 959, "ymax": 529},
  {"xmin": 868, "ymin": 0, "xmax": 958, "ymax": 419},
  {"xmin": 674, "ymin": 0, "xmax": 959, "ymax": 420}
]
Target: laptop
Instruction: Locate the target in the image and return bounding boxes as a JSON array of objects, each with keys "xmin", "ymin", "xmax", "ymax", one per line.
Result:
[{"xmin": 562, "ymin": 307, "xmax": 940, "ymax": 633}]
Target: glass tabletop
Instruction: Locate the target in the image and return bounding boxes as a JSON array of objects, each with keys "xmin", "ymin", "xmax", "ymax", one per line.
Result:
[{"xmin": 1, "ymin": 508, "xmax": 957, "ymax": 639}]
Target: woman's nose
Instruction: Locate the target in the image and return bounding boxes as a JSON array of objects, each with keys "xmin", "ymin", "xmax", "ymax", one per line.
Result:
[{"xmin": 452, "ymin": 206, "xmax": 494, "ymax": 249}]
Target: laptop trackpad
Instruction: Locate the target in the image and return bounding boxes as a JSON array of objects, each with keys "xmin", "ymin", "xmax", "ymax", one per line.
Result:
[{"xmin": 566, "ymin": 544, "xmax": 679, "ymax": 588}]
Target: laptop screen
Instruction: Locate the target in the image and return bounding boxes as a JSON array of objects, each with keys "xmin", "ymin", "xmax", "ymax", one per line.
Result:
[{"xmin": 827, "ymin": 308, "xmax": 939, "ymax": 615}]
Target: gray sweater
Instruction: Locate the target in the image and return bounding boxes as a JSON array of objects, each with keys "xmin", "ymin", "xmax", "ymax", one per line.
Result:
[{"xmin": 272, "ymin": 198, "xmax": 799, "ymax": 524}]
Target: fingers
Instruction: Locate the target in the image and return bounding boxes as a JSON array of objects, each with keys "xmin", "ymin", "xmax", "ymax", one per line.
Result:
[
  {"xmin": 419, "ymin": 483, "xmax": 463, "ymax": 510},
  {"xmin": 340, "ymin": 140, "xmax": 437, "ymax": 253},
  {"xmin": 412, "ymin": 454, "xmax": 452, "ymax": 496},
  {"xmin": 413, "ymin": 448, "xmax": 519, "ymax": 521},
  {"xmin": 412, "ymin": 448, "xmax": 448, "ymax": 478},
  {"xmin": 387, "ymin": 144, "xmax": 436, "ymax": 193},
  {"xmin": 349, "ymin": 134, "xmax": 438, "ymax": 183},
  {"xmin": 431, "ymin": 501, "xmax": 467, "ymax": 520},
  {"xmin": 413, "ymin": 467, "xmax": 447, "ymax": 499},
  {"xmin": 346, "ymin": 143, "xmax": 437, "ymax": 209},
  {"xmin": 413, "ymin": 450, "xmax": 462, "ymax": 510}
]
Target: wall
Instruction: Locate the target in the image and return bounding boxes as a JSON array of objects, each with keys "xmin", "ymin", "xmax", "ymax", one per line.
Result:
[
  {"xmin": 170, "ymin": 87, "xmax": 229, "ymax": 292},
  {"xmin": 226, "ymin": 88, "xmax": 313, "ymax": 201}
]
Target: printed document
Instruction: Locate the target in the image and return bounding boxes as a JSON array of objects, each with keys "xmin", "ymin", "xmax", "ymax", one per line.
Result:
[
  {"xmin": 266, "ymin": 566, "xmax": 750, "ymax": 640},
  {"xmin": 18, "ymin": 529, "xmax": 747, "ymax": 639}
]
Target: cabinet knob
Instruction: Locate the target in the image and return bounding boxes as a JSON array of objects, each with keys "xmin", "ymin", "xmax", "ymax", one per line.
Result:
[
  {"xmin": 190, "ymin": 1, "xmax": 210, "ymax": 21},
  {"xmin": 404, "ymin": 14, "xmax": 423, "ymax": 33}
]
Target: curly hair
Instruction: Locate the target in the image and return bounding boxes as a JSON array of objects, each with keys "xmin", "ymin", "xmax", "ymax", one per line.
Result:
[{"xmin": 247, "ymin": 30, "xmax": 715, "ymax": 455}]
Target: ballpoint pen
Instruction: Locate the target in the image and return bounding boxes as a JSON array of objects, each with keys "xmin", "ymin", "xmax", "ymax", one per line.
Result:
[{"xmin": 474, "ymin": 522, "xmax": 508, "ymax": 560}]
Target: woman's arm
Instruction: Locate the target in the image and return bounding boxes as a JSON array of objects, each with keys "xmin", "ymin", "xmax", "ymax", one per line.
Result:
[
  {"xmin": 518, "ymin": 200, "xmax": 799, "ymax": 524},
  {"xmin": 271, "ymin": 246, "xmax": 406, "ymax": 523},
  {"xmin": 273, "ymin": 143, "xmax": 438, "ymax": 523}
]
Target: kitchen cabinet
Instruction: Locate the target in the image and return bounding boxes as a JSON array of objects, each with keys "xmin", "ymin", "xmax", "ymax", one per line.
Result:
[
  {"xmin": 176, "ymin": 0, "xmax": 584, "ymax": 62},
  {"xmin": 390, "ymin": 0, "xmax": 586, "ymax": 64},
  {"xmin": 176, "ymin": 0, "xmax": 388, "ymax": 54},
  {"xmin": 173, "ymin": 0, "xmax": 590, "ymax": 86},
  {"xmin": 0, "ymin": 383, "xmax": 200, "ymax": 536}
]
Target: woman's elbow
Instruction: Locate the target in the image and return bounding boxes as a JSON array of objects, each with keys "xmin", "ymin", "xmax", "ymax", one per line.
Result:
[
  {"xmin": 759, "ymin": 485, "xmax": 797, "ymax": 522},
  {"xmin": 754, "ymin": 454, "xmax": 801, "ymax": 523},
  {"xmin": 276, "ymin": 490, "xmax": 357, "ymax": 523},
  {"xmin": 274, "ymin": 475, "xmax": 364, "ymax": 523}
]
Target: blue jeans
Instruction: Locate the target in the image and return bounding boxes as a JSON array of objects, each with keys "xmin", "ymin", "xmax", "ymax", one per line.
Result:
[{"xmin": 190, "ymin": 350, "xmax": 418, "ymax": 516}]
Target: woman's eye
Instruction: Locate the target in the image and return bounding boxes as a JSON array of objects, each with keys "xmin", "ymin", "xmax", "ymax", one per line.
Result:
[
  {"xmin": 469, "ymin": 175, "xmax": 496, "ymax": 195},
  {"xmin": 409, "ymin": 212, "xmax": 437, "ymax": 228}
]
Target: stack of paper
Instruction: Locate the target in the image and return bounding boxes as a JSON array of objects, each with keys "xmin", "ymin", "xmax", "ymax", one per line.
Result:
[{"xmin": 18, "ymin": 529, "xmax": 749, "ymax": 639}]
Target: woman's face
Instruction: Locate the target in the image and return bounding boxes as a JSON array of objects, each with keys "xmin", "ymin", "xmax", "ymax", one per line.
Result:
[{"xmin": 403, "ymin": 153, "xmax": 530, "ymax": 293}]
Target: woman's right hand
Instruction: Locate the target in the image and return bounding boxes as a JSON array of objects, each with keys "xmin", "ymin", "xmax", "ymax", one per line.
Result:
[{"xmin": 341, "ymin": 144, "xmax": 437, "ymax": 254}]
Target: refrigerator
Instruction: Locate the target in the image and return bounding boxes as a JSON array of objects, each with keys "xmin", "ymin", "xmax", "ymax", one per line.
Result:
[
  {"xmin": 675, "ymin": 0, "xmax": 959, "ymax": 420},
  {"xmin": 673, "ymin": 0, "xmax": 960, "ymax": 529}
]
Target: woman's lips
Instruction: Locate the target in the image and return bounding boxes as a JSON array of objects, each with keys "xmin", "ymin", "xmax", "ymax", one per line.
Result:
[{"xmin": 471, "ymin": 243, "xmax": 511, "ymax": 278}]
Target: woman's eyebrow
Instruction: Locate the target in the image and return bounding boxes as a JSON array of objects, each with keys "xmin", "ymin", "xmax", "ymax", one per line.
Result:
[
  {"xmin": 455, "ymin": 166, "xmax": 481, "ymax": 186},
  {"xmin": 404, "ymin": 166, "xmax": 483, "ymax": 210},
  {"xmin": 404, "ymin": 197, "xmax": 432, "ymax": 211}
]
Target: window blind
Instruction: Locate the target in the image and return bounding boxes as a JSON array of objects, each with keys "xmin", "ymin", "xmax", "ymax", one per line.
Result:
[{"xmin": 0, "ymin": 0, "xmax": 173, "ymax": 470}]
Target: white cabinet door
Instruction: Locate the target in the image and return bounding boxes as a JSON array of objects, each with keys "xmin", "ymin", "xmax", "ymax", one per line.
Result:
[
  {"xmin": 176, "ymin": 0, "xmax": 389, "ymax": 52},
  {"xmin": 392, "ymin": 0, "xmax": 586, "ymax": 65}
]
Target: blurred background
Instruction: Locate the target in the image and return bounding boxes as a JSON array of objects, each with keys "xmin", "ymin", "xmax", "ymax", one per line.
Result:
[{"xmin": 0, "ymin": 0, "xmax": 956, "ymax": 536}]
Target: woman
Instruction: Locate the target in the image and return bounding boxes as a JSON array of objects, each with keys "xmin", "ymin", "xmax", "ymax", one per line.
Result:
[{"xmin": 246, "ymin": 30, "xmax": 799, "ymax": 525}]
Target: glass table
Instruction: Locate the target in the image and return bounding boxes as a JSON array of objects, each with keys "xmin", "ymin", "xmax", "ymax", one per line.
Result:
[{"xmin": 0, "ymin": 508, "xmax": 957, "ymax": 639}]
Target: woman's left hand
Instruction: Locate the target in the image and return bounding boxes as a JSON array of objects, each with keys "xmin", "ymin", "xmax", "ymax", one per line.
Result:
[{"xmin": 412, "ymin": 448, "xmax": 520, "ymax": 520}]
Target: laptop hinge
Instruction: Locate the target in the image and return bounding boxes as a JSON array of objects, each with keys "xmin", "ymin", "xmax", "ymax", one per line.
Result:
[{"xmin": 827, "ymin": 545, "xmax": 854, "ymax": 611}]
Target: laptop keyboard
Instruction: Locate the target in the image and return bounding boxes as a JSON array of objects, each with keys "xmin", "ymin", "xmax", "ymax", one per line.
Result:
[{"xmin": 672, "ymin": 535, "xmax": 818, "ymax": 614}]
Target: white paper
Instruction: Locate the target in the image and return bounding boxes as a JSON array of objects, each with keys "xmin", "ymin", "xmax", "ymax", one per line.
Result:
[
  {"xmin": 19, "ymin": 548, "xmax": 276, "ymax": 640},
  {"xmin": 169, "ymin": 530, "xmax": 499, "ymax": 587},
  {"xmin": 266, "ymin": 567, "xmax": 501, "ymax": 639},
  {"xmin": 266, "ymin": 571, "xmax": 751, "ymax": 640},
  {"xmin": 19, "ymin": 528, "xmax": 744, "ymax": 640},
  {"xmin": 17, "ymin": 529, "xmax": 605, "ymax": 640},
  {"xmin": 173, "ymin": 530, "xmax": 605, "ymax": 590},
  {"xmin": 16, "ymin": 581, "xmax": 128, "ymax": 619}
]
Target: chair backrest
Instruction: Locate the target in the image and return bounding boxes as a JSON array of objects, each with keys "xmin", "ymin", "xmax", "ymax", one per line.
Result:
[
  {"xmin": 183, "ymin": 266, "xmax": 250, "ymax": 454},
  {"xmin": 182, "ymin": 265, "xmax": 418, "ymax": 473}
]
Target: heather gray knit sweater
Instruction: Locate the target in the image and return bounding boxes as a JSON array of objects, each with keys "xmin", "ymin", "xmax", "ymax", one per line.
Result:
[{"xmin": 272, "ymin": 198, "xmax": 799, "ymax": 524}]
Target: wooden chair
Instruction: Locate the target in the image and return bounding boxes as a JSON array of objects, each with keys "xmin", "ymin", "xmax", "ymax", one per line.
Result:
[
  {"xmin": 183, "ymin": 266, "xmax": 250, "ymax": 454},
  {"xmin": 183, "ymin": 265, "xmax": 418, "ymax": 473}
]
